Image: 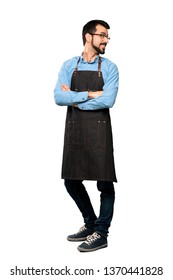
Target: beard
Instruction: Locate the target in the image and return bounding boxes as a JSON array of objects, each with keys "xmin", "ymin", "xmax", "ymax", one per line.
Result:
[{"xmin": 92, "ymin": 42, "xmax": 107, "ymax": 54}]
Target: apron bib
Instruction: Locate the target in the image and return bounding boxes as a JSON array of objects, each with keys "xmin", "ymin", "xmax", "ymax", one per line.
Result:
[{"xmin": 61, "ymin": 58, "xmax": 117, "ymax": 182}]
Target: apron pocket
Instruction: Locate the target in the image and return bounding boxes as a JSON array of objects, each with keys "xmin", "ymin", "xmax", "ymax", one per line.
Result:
[
  {"xmin": 85, "ymin": 121, "xmax": 106, "ymax": 146},
  {"xmin": 98, "ymin": 120, "xmax": 106, "ymax": 146},
  {"xmin": 68, "ymin": 121, "xmax": 85, "ymax": 145}
]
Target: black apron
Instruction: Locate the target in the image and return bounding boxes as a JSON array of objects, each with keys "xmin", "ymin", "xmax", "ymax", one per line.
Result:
[{"xmin": 61, "ymin": 58, "xmax": 117, "ymax": 182}]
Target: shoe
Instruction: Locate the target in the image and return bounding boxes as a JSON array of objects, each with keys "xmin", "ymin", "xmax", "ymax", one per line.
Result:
[
  {"xmin": 67, "ymin": 226, "xmax": 94, "ymax": 242},
  {"xmin": 77, "ymin": 232, "xmax": 107, "ymax": 252}
]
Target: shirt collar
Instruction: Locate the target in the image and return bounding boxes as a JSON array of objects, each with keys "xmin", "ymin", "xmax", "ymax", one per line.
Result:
[{"xmin": 80, "ymin": 54, "xmax": 100, "ymax": 64}]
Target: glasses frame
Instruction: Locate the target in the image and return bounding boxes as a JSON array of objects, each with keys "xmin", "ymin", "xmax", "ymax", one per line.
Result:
[{"xmin": 89, "ymin": 33, "xmax": 110, "ymax": 40}]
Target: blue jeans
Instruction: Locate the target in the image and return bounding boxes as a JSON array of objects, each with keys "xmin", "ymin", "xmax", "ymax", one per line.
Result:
[{"xmin": 64, "ymin": 179, "xmax": 115, "ymax": 238}]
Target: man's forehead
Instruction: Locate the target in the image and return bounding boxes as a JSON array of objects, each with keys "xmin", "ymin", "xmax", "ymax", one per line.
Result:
[{"xmin": 96, "ymin": 24, "xmax": 108, "ymax": 33}]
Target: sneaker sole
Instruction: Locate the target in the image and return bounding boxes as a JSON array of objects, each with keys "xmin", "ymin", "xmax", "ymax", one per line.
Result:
[
  {"xmin": 67, "ymin": 237, "xmax": 87, "ymax": 242},
  {"xmin": 77, "ymin": 243, "xmax": 107, "ymax": 252}
]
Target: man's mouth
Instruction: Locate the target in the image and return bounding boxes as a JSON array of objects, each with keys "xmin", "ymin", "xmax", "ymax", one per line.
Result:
[{"xmin": 100, "ymin": 44, "xmax": 107, "ymax": 48}]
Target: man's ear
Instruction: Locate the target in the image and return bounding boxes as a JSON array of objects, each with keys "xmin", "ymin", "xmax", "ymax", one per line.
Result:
[{"xmin": 85, "ymin": 33, "xmax": 92, "ymax": 43}]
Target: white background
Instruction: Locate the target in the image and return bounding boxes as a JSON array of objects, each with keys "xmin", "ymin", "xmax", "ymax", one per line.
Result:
[{"xmin": 0, "ymin": 0, "xmax": 172, "ymax": 279}]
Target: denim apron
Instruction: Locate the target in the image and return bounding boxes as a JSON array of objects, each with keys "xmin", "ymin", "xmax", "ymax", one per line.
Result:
[{"xmin": 61, "ymin": 58, "xmax": 117, "ymax": 182}]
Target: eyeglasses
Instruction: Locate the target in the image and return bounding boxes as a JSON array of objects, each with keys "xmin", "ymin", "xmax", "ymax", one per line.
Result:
[{"xmin": 89, "ymin": 33, "xmax": 110, "ymax": 40}]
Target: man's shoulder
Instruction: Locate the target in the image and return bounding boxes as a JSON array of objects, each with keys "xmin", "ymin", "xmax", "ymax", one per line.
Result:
[
  {"xmin": 63, "ymin": 56, "xmax": 80, "ymax": 66},
  {"xmin": 101, "ymin": 57, "xmax": 118, "ymax": 71},
  {"xmin": 60, "ymin": 56, "xmax": 80, "ymax": 73},
  {"xmin": 101, "ymin": 57, "xmax": 117, "ymax": 65}
]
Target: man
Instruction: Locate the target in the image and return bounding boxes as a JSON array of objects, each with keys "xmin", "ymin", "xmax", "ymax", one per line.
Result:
[{"xmin": 54, "ymin": 19, "xmax": 119, "ymax": 252}]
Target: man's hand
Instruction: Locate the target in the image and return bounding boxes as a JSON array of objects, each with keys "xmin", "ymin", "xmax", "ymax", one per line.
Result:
[
  {"xmin": 61, "ymin": 84, "xmax": 70, "ymax": 91},
  {"xmin": 88, "ymin": 90, "xmax": 103, "ymax": 99}
]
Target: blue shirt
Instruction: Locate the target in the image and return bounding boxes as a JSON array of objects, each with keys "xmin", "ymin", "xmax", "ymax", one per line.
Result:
[{"xmin": 54, "ymin": 55, "xmax": 119, "ymax": 110}]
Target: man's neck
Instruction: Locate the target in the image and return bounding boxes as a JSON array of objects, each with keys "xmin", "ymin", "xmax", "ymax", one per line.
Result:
[{"xmin": 82, "ymin": 51, "xmax": 98, "ymax": 63}]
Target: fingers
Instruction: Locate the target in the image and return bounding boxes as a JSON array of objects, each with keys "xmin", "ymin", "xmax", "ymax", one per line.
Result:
[
  {"xmin": 61, "ymin": 84, "xmax": 70, "ymax": 91},
  {"xmin": 88, "ymin": 90, "xmax": 103, "ymax": 99},
  {"xmin": 95, "ymin": 91, "xmax": 103, "ymax": 97}
]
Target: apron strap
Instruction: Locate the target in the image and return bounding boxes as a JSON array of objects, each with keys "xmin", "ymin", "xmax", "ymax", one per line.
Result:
[
  {"xmin": 98, "ymin": 57, "xmax": 102, "ymax": 77},
  {"xmin": 73, "ymin": 57, "xmax": 80, "ymax": 77},
  {"xmin": 73, "ymin": 56, "xmax": 102, "ymax": 77}
]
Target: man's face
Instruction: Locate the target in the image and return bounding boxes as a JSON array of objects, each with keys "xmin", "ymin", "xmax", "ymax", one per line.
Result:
[{"xmin": 91, "ymin": 24, "xmax": 110, "ymax": 54}]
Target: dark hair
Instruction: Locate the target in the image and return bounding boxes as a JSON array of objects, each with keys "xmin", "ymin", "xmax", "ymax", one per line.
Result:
[{"xmin": 82, "ymin": 20, "xmax": 110, "ymax": 45}]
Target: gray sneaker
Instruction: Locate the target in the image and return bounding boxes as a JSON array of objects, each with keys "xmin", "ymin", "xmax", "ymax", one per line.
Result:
[
  {"xmin": 77, "ymin": 232, "xmax": 107, "ymax": 252},
  {"xmin": 67, "ymin": 226, "xmax": 94, "ymax": 242}
]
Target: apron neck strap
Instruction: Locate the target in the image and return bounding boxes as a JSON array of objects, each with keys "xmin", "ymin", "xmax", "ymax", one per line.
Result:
[
  {"xmin": 73, "ymin": 56, "xmax": 102, "ymax": 77},
  {"xmin": 73, "ymin": 57, "xmax": 80, "ymax": 77},
  {"xmin": 98, "ymin": 57, "xmax": 102, "ymax": 77}
]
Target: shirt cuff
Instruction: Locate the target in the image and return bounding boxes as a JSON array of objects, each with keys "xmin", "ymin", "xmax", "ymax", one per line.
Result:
[{"xmin": 72, "ymin": 91, "xmax": 88, "ymax": 103}]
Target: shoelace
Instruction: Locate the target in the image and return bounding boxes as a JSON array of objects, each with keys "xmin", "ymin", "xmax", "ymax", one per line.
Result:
[
  {"xmin": 75, "ymin": 225, "xmax": 86, "ymax": 235},
  {"xmin": 85, "ymin": 232, "xmax": 101, "ymax": 245}
]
